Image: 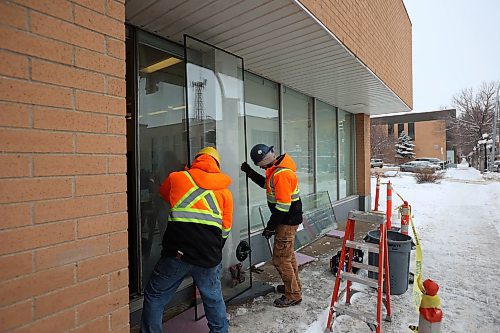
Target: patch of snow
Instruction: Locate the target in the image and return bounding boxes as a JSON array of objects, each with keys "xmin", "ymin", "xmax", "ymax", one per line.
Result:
[
  {"xmin": 445, "ymin": 167, "xmax": 483, "ymax": 181},
  {"xmin": 228, "ymin": 169, "xmax": 500, "ymax": 333}
]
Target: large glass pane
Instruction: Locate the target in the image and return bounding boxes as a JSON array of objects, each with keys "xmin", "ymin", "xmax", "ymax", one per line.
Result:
[
  {"xmin": 282, "ymin": 87, "xmax": 314, "ymax": 195},
  {"xmin": 316, "ymin": 100, "xmax": 338, "ymax": 201},
  {"xmin": 244, "ymin": 72, "xmax": 279, "ymax": 233},
  {"xmin": 137, "ymin": 34, "xmax": 188, "ymax": 289},
  {"xmin": 338, "ymin": 109, "xmax": 354, "ymax": 197},
  {"xmin": 185, "ymin": 36, "xmax": 250, "ymax": 300}
]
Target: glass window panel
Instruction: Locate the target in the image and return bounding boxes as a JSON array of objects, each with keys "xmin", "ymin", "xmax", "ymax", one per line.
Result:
[
  {"xmin": 282, "ymin": 87, "xmax": 314, "ymax": 195},
  {"xmin": 244, "ymin": 72, "xmax": 279, "ymax": 233},
  {"xmin": 388, "ymin": 124, "xmax": 394, "ymax": 138},
  {"xmin": 137, "ymin": 37, "xmax": 188, "ymax": 289},
  {"xmin": 185, "ymin": 37, "xmax": 250, "ymax": 299},
  {"xmin": 408, "ymin": 122, "xmax": 415, "ymax": 140},
  {"xmin": 316, "ymin": 100, "xmax": 338, "ymax": 201},
  {"xmin": 338, "ymin": 109, "xmax": 354, "ymax": 198},
  {"xmin": 398, "ymin": 123, "xmax": 405, "ymax": 136}
]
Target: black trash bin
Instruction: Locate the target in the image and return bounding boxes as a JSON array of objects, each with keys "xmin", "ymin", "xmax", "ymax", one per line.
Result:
[{"xmin": 365, "ymin": 229, "xmax": 412, "ymax": 295}]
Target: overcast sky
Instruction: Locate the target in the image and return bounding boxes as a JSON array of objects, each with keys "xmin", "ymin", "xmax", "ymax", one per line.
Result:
[{"xmin": 403, "ymin": 0, "xmax": 500, "ymax": 112}]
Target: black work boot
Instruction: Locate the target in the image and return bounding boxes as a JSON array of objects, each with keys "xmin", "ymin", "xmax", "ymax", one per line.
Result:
[
  {"xmin": 276, "ymin": 284, "xmax": 285, "ymax": 294},
  {"xmin": 273, "ymin": 295, "xmax": 302, "ymax": 308}
]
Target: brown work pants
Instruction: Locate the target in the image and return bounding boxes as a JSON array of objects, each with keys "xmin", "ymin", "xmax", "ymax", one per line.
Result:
[{"xmin": 272, "ymin": 224, "xmax": 302, "ymax": 301}]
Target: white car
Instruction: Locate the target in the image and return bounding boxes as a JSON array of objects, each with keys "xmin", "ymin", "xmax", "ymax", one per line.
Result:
[
  {"xmin": 493, "ymin": 160, "xmax": 500, "ymax": 172},
  {"xmin": 415, "ymin": 157, "xmax": 446, "ymax": 169},
  {"xmin": 399, "ymin": 161, "xmax": 440, "ymax": 173},
  {"xmin": 370, "ymin": 158, "xmax": 384, "ymax": 168}
]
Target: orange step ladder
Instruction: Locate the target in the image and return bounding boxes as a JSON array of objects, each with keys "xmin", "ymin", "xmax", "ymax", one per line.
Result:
[{"xmin": 326, "ymin": 210, "xmax": 392, "ymax": 332}]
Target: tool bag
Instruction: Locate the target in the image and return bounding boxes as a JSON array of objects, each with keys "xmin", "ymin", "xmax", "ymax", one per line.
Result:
[{"xmin": 329, "ymin": 249, "xmax": 364, "ymax": 275}]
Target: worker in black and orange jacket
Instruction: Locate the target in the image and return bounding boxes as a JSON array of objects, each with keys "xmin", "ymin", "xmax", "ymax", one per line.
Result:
[
  {"xmin": 241, "ymin": 144, "xmax": 303, "ymax": 308},
  {"xmin": 141, "ymin": 147, "xmax": 232, "ymax": 333}
]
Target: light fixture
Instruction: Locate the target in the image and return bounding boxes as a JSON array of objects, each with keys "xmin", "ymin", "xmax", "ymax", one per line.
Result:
[
  {"xmin": 140, "ymin": 57, "xmax": 181, "ymax": 74},
  {"xmin": 148, "ymin": 110, "xmax": 169, "ymax": 116},
  {"xmin": 171, "ymin": 105, "xmax": 185, "ymax": 110}
]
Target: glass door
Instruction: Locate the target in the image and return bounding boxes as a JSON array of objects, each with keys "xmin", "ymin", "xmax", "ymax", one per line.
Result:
[{"xmin": 184, "ymin": 36, "xmax": 251, "ymax": 300}]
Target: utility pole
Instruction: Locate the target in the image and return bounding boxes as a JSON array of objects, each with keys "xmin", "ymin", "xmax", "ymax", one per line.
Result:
[{"xmin": 490, "ymin": 83, "xmax": 499, "ymax": 171}]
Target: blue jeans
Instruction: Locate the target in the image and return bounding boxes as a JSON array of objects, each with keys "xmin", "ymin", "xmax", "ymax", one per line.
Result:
[{"xmin": 141, "ymin": 256, "xmax": 228, "ymax": 333}]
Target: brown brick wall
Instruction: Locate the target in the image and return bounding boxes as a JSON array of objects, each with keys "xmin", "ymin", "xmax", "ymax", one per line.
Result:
[
  {"xmin": 374, "ymin": 120, "xmax": 447, "ymax": 163},
  {"xmin": 355, "ymin": 114, "xmax": 370, "ymax": 196},
  {"xmin": 0, "ymin": 1, "xmax": 129, "ymax": 332},
  {"xmin": 299, "ymin": 0, "xmax": 413, "ymax": 108},
  {"xmin": 413, "ymin": 120, "xmax": 447, "ymax": 160}
]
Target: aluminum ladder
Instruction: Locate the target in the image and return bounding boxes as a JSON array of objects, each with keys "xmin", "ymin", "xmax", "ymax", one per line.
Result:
[{"xmin": 326, "ymin": 210, "xmax": 392, "ymax": 333}]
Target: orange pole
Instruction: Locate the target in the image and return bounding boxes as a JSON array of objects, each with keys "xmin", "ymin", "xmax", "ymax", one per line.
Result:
[
  {"xmin": 374, "ymin": 175, "xmax": 380, "ymax": 211},
  {"xmin": 386, "ymin": 181, "xmax": 392, "ymax": 230}
]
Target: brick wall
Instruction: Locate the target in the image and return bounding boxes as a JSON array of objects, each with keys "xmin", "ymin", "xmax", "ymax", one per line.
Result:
[
  {"xmin": 413, "ymin": 120, "xmax": 447, "ymax": 159},
  {"xmin": 355, "ymin": 114, "xmax": 370, "ymax": 196},
  {"xmin": 299, "ymin": 0, "xmax": 413, "ymax": 109},
  {"xmin": 0, "ymin": 1, "xmax": 129, "ymax": 332}
]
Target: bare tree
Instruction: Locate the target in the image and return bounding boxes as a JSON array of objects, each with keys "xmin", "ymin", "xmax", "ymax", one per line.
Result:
[
  {"xmin": 452, "ymin": 81, "xmax": 498, "ymax": 154},
  {"xmin": 370, "ymin": 123, "xmax": 393, "ymax": 162}
]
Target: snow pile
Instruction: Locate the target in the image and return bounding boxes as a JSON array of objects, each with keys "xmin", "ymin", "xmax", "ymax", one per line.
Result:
[{"xmin": 445, "ymin": 167, "xmax": 483, "ymax": 181}]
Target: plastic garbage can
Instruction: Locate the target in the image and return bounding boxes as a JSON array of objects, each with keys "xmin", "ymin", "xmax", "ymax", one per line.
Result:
[{"xmin": 365, "ymin": 229, "xmax": 412, "ymax": 295}]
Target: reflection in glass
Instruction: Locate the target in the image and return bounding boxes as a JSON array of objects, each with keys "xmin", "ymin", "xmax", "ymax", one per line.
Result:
[
  {"xmin": 282, "ymin": 87, "xmax": 314, "ymax": 195},
  {"xmin": 185, "ymin": 37, "xmax": 250, "ymax": 300},
  {"xmin": 244, "ymin": 72, "xmax": 280, "ymax": 233},
  {"xmin": 316, "ymin": 100, "xmax": 338, "ymax": 201},
  {"xmin": 338, "ymin": 109, "xmax": 354, "ymax": 198},
  {"xmin": 137, "ymin": 40, "xmax": 188, "ymax": 289}
]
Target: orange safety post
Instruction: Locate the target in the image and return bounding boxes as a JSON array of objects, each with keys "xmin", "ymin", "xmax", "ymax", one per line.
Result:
[
  {"xmin": 418, "ymin": 278, "xmax": 443, "ymax": 333},
  {"xmin": 374, "ymin": 174, "xmax": 380, "ymax": 211},
  {"xmin": 386, "ymin": 181, "xmax": 392, "ymax": 230},
  {"xmin": 400, "ymin": 201, "xmax": 410, "ymax": 235}
]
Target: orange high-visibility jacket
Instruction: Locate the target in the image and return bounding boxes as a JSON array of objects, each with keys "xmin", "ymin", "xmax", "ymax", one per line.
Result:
[
  {"xmin": 264, "ymin": 153, "xmax": 303, "ymax": 230},
  {"xmin": 159, "ymin": 154, "xmax": 233, "ymax": 268}
]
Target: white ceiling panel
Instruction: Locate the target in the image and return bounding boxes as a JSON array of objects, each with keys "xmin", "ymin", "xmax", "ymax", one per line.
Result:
[{"xmin": 126, "ymin": 0, "xmax": 410, "ymax": 115}]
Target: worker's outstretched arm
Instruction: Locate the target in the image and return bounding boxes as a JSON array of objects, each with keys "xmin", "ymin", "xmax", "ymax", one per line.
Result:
[{"xmin": 240, "ymin": 162, "xmax": 265, "ymax": 188}]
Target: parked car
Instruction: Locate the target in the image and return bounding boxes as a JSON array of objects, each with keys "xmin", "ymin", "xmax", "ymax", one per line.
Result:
[
  {"xmin": 370, "ymin": 158, "xmax": 384, "ymax": 168},
  {"xmin": 399, "ymin": 161, "xmax": 440, "ymax": 173},
  {"xmin": 493, "ymin": 160, "xmax": 500, "ymax": 172},
  {"xmin": 415, "ymin": 157, "xmax": 446, "ymax": 169}
]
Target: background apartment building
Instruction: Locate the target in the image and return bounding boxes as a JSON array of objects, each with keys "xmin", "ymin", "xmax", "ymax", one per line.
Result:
[
  {"xmin": 0, "ymin": 1, "xmax": 412, "ymax": 331},
  {"xmin": 371, "ymin": 109, "xmax": 457, "ymax": 164}
]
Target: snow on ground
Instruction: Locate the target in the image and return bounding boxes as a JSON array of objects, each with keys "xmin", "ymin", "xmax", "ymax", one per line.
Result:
[{"xmin": 229, "ymin": 167, "xmax": 500, "ymax": 333}]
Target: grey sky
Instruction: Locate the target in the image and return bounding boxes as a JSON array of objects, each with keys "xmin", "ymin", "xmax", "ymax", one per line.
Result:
[{"xmin": 403, "ymin": 0, "xmax": 500, "ymax": 112}]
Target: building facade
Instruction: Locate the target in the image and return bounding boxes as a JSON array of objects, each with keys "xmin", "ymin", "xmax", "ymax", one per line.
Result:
[
  {"xmin": 0, "ymin": 1, "xmax": 412, "ymax": 332},
  {"xmin": 371, "ymin": 109, "xmax": 457, "ymax": 164}
]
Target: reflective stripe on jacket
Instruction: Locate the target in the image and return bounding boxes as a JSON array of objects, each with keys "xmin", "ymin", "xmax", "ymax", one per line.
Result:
[
  {"xmin": 159, "ymin": 154, "xmax": 233, "ymax": 268},
  {"xmin": 169, "ymin": 171, "xmax": 230, "ymax": 238},
  {"xmin": 266, "ymin": 167, "xmax": 300, "ymax": 212}
]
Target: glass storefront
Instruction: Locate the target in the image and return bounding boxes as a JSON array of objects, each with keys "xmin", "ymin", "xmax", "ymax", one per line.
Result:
[
  {"xmin": 282, "ymin": 87, "xmax": 315, "ymax": 195},
  {"xmin": 316, "ymin": 100, "xmax": 338, "ymax": 201},
  {"xmin": 127, "ymin": 28, "xmax": 358, "ymax": 320},
  {"xmin": 338, "ymin": 109, "xmax": 355, "ymax": 198}
]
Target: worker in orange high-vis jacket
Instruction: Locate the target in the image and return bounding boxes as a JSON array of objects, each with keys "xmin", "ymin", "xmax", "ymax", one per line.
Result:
[
  {"xmin": 141, "ymin": 147, "xmax": 233, "ymax": 333},
  {"xmin": 241, "ymin": 144, "xmax": 303, "ymax": 308}
]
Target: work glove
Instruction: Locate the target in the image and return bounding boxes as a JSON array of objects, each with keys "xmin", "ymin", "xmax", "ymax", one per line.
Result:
[
  {"xmin": 240, "ymin": 162, "xmax": 253, "ymax": 175},
  {"xmin": 262, "ymin": 227, "xmax": 276, "ymax": 240}
]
